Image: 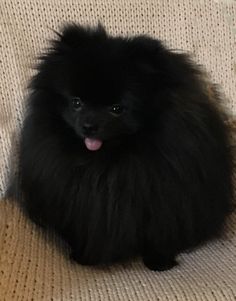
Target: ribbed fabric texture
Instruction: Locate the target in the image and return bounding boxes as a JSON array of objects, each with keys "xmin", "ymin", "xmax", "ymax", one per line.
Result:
[
  {"xmin": 0, "ymin": 199, "xmax": 236, "ymax": 300},
  {"xmin": 0, "ymin": 0, "xmax": 236, "ymax": 300}
]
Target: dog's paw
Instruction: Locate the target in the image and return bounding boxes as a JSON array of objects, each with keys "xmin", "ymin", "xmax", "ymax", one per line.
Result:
[
  {"xmin": 69, "ymin": 250, "xmax": 83, "ymax": 264},
  {"xmin": 69, "ymin": 250, "xmax": 99, "ymax": 266},
  {"xmin": 143, "ymin": 255, "xmax": 178, "ymax": 271}
]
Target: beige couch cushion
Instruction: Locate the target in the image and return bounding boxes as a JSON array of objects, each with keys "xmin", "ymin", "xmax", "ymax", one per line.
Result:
[
  {"xmin": 0, "ymin": 0, "xmax": 236, "ymax": 300},
  {"xmin": 0, "ymin": 199, "xmax": 236, "ymax": 300}
]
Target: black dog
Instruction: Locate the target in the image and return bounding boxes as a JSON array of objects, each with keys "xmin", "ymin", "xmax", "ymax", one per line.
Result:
[{"xmin": 19, "ymin": 24, "xmax": 233, "ymax": 271}]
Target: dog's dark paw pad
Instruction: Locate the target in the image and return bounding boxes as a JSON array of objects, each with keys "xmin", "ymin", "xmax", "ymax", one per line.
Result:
[
  {"xmin": 143, "ymin": 256, "xmax": 178, "ymax": 271},
  {"xmin": 69, "ymin": 250, "xmax": 82, "ymax": 264},
  {"xmin": 70, "ymin": 251, "xmax": 97, "ymax": 266}
]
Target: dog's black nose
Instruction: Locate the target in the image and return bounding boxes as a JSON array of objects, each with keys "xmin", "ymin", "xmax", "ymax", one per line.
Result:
[{"xmin": 82, "ymin": 123, "xmax": 98, "ymax": 135}]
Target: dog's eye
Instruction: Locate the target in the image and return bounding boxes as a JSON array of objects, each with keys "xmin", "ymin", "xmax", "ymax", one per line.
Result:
[
  {"xmin": 72, "ymin": 97, "xmax": 82, "ymax": 110},
  {"xmin": 110, "ymin": 104, "xmax": 124, "ymax": 116}
]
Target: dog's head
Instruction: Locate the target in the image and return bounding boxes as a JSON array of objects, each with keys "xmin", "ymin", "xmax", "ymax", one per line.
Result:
[{"xmin": 31, "ymin": 24, "xmax": 191, "ymax": 151}]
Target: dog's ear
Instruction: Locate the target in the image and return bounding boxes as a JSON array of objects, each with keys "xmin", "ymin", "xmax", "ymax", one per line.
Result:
[
  {"xmin": 127, "ymin": 36, "xmax": 165, "ymax": 76},
  {"xmin": 56, "ymin": 23, "xmax": 107, "ymax": 49},
  {"xmin": 127, "ymin": 36, "xmax": 200, "ymax": 88}
]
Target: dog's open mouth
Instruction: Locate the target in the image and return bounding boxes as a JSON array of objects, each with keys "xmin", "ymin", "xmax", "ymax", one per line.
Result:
[{"xmin": 84, "ymin": 138, "xmax": 103, "ymax": 151}]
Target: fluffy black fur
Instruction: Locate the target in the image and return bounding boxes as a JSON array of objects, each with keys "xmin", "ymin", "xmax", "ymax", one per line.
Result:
[{"xmin": 19, "ymin": 24, "xmax": 233, "ymax": 271}]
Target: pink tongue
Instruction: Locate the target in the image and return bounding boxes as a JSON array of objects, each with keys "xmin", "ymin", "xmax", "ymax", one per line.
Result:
[{"xmin": 84, "ymin": 138, "xmax": 103, "ymax": 151}]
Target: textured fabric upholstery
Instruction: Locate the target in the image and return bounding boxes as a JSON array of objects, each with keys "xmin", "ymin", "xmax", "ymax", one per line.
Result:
[{"xmin": 0, "ymin": 1, "xmax": 236, "ymax": 300}]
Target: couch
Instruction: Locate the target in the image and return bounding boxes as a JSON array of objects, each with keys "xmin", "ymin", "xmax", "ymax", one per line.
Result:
[{"xmin": 1, "ymin": 0, "xmax": 236, "ymax": 300}]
